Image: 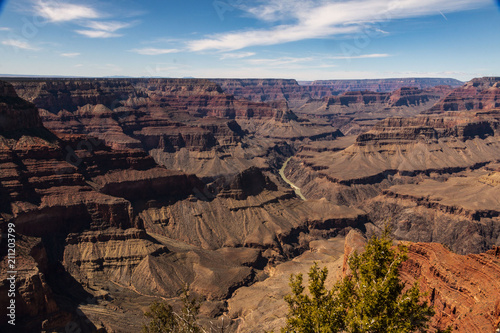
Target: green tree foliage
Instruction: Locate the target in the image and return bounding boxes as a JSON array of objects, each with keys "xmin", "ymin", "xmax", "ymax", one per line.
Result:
[
  {"xmin": 282, "ymin": 230, "xmax": 437, "ymax": 333},
  {"xmin": 142, "ymin": 301, "xmax": 178, "ymax": 333},
  {"xmin": 142, "ymin": 288, "xmax": 202, "ymax": 333}
]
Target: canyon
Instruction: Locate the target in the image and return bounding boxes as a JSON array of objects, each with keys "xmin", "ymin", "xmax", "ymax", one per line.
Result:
[{"xmin": 1, "ymin": 76, "xmax": 499, "ymax": 333}]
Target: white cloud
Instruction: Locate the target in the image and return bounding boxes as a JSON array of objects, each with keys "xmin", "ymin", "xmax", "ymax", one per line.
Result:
[
  {"xmin": 80, "ymin": 21, "xmax": 132, "ymax": 32},
  {"xmin": 220, "ymin": 52, "xmax": 256, "ymax": 60},
  {"xmin": 331, "ymin": 53, "xmax": 391, "ymax": 60},
  {"xmin": 188, "ymin": 25, "xmax": 358, "ymax": 52},
  {"xmin": 130, "ymin": 48, "xmax": 181, "ymax": 55},
  {"xmin": 75, "ymin": 64, "xmax": 84, "ymax": 67},
  {"xmin": 75, "ymin": 30, "xmax": 122, "ymax": 38},
  {"xmin": 2, "ymin": 39, "xmax": 38, "ymax": 50},
  {"xmin": 245, "ymin": 56, "xmax": 338, "ymax": 69},
  {"xmin": 74, "ymin": 21, "xmax": 132, "ymax": 38},
  {"xmin": 34, "ymin": 0, "xmax": 101, "ymax": 22},
  {"xmin": 0, "ymin": 27, "xmax": 11, "ymax": 31},
  {"xmin": 61, "ymin": 52, "xmax": 80, "ymax": 57},
  {"xmin": 188, "ymin": 0, "xmax": 490, "ymax": 52},
  {"xmin": 247, "ymin": 56, "xmax": 314, "ymax": 66},
  {"xmin": 33, "ymin": 2, "xmax": 134, "ymax": 38},
  {"xmin": 238, "ymin": 0, "xmax": 320, "ymax": 22}
]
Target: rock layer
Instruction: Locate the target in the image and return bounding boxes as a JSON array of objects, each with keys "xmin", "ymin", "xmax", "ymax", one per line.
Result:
[
  {"xmin": 6, "ymin": 78, "xmax": 339, "ymax": 184},
  {"xmin": 0, "ymin": 80, "xmax": 365, "ymax": 332},
  {"xmin": 284, "ymin": 78, "xmax": 500, "ymax": 254}
]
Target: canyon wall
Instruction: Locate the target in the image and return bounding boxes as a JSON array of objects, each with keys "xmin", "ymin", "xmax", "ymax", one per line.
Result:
[{"xmin": 284, "ymin": 77, "xmax": 500, "ymax": 254}]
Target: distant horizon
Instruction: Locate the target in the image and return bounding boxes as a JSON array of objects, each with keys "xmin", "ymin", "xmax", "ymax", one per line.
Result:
[
  {"xmin": 1, "ymin": 0, "xmax": 499, "ymax": 81},
  {"xmin": 0, "ymin": 74, "xmax": 472, "ymax": 82}
]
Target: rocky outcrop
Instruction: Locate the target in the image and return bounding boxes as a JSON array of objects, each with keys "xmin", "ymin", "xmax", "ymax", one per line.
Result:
[
  {"xmin": 308, "ymin": 78, "xmax": 463, "ymax": 92},
  {"xmin": 215, "ymin": 167, "xmax": 278, "ymax": 199},
  {"xmin": 340, "ymin": 230, "xmax": 500, "ymax": 333},
  {"xmin": 363, "ymin": 168, "xmax": 500, "ymax": 254},
  {"xmin": 0, "ymin": 80, "xmax": 370, "ymax": 332},
  {"xmin": 63, "ymin": 228, "xmax": 259, "ymax": 300},
  {"xmin": 286, "ymin": 79, "xmax": 500, "ymax": 185},
  {"xmin": 6, "ymin": 78, "xmax": 340, "ymax": 185},
  {"xmin": 356, "ymin": 113, "xmax": 496, "ymax": 145},
  {"xmin": 211, "ymin": 80, "xmax": 456, "ymax": 136},
  {"xmin": 227, "ymin": 237, "xmax": 346, "ymax": 333},
  {"xmin": 0, "ymin": 128, "xmax": 201, "ymax": 238},
  {"xmin": 428, "ymin": 77, "xmax": 500, "ymax": 113},
  {"xmin": 0, "ymin": 81, "xmax": 42, "ymax": 132},
  {"xmin": 401, "ymin": 243, "xmax": 500, "ymax": 332},
  {"xmin": 140, "ymin": 190, "xmax": 366, "ymax": 260},
  {"xmin": 211, "ymin": 78, "xmax": 462, "ymax": 105},
  {"xmin": 283, "ymin": 78, "xmax": 500, "ymax": 255},
  {"xmin": 8, "ymin": 79, "xmax": 291, "ymax": 150},
  {"xmin": 228, "ymin": 229, "xmax": 500, "ymax": 333},
  {"xmin": 295, "ymin": 86, "xmax": 451, "ymax": 135},
  {"xmin": 209, "ymin": 79, "xmax": 337, "ymax": 107},
  {"xmin": 0, "ymin": 234, "xmax": 96, "ymax": 331}
]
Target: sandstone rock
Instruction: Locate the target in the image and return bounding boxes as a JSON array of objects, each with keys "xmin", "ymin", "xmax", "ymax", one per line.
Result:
[
  {"xmin": 342, "ymin": 229, "xmax": 366, "ymax": 275},
  {"xmin": 308, "ymin": 78, "xmax": 463, "ymax": 92},
  {"xmin": 428, "ymin": 77, "xmax": 500, "ymax": 113},
  {"xmin": 295, "ymin": 86, "xmax": 451, "ymax": 135},
  {"xmin": 7, "ymin": 78, "xmax": 341, "ymax": 184},
  {"xmin": 0, "ymin": 236, "xmax": 73, "ymax": 331},
  {"xmin": 284, "ymin": 78, "xmax": 500, "ymax": 255},
  {"xmin": 400, "ymin": 242, "xmax": 500, "ymax": 332},
  {"xmin": 0, "ymin": 81, "xmax": 42, "ymax": 132},
  {"xmin": 140, "ymin": 189, "xmax": 366, "ymax": 258},
  {"xmin": 227, "ymin": 237, "xmax": 346, "ymax": 333}
]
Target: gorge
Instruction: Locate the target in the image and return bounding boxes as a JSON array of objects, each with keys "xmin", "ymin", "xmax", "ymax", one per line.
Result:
[{"xmin": 0, "ymin": 76, "xmax": 499, "ymax": 333}]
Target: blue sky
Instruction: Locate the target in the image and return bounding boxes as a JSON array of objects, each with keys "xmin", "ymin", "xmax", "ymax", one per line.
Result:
[{"xmin": 0, "ymin": 0, "xmax": 498, "ymax": 80}]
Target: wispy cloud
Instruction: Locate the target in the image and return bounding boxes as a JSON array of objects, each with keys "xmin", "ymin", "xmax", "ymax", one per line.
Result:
[
  {"xmin": 188, "ymin": 25, "xmax": 358, "ymax": 52},
  {"xmin": 75, "ymin": 20, "xmax": 133, "ymax": 38},
  {"xmin": 247, "ymin": 56, "xmax": 315, "ymax": 66},
  {"xmin": 75, "ymin": 30, "xmax": 122, "ymax": 38},
  {"xmin": 32, "ymin": 1, "xmax": 135, "ymax": 38},
  {"xmin": 142, "ymin": 37, "xmax": 183, "ymax": 45},
  {"xmin": 220, "ymin": 52, "xmax": 256, "ymax": 60},
  {"xmin": 34, "ymin": 0, "xmax": 101, "ymax": 22},
  {"xmin": 331, "ymin": 53, "xmax": 391, "ymax": 60},
  {"xmin": 243, "ymin": 56, "xmax": 339, "ymax": 70},
  {"xmin": 0, "ymin": 27, "xmax": 11, "ymax": 31},
  {"xmin": 2, "ymin": 39, "xmax": 38, "ymax": 50},
  {"xmin": 130, "ymin": 48, "xmax": 181, "ymax": 55},
  {"xmin": 188, "ymin": 0, "xmax": 490, "ymax": 52},
  {"xmin": 80, "ymin": 21, "xmax": 131, "ymax": 32},
  {"xmin": 61, "ymin": 52, "xmax": 81, "ymax": 57}
]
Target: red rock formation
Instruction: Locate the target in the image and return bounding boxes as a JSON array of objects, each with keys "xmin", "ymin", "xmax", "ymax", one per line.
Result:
[
  {"xmin": 210, "ymin": 78, "xmax": 462, "ymax": 106},
  {"xmin": 6, "ymin": 78, "xmax": 341, "ymax": 185},
  {"xmin": 210, "ymin": 80, "xmax": 457, "ymax": 135},
  {"xmin": 342, "ymin": 230, "xmax": 500, "ymax": 333},
  {"xmin": 0, "ymin": 81, "xmax": 205, "ymax": 238},
  {"xmin": 0, "ymin": 80, "xmax": 367, "ymax": 332},
  {"xmin": 0, "ymin": 234, "xmax": 89, "ymax": 331},
  {"xmin": 402, "ymin": 243, "xmax": 500, "ymax": 333},
  {"xmin": 210, "ymin": 78, "xmax": 337, "ymax": 106},
  {"xmin": 428, "ymin": 77, "xmax": 500, "ymax": 113},
  {"xmin": 309, "ymin": 78, "xmax": 463, "ymax": 92},
  {"xmin": 283, "ymin": 78, "xmax": 500, "ymax": 255},
  {"xmin": 0, "ymin": 81, "xmax": 42, "ymax": 131}
]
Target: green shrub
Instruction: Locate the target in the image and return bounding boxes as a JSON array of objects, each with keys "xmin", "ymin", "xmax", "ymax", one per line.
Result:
[{"xmin": 282, "ymin": 229, "xmax": 438, "ymax": 333}]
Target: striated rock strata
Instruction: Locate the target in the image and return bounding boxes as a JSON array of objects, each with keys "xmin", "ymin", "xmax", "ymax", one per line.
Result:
[
  {"xmin": 6, "ymin": 78, "xmax": 340, "ymax": 184},
  {"xmin": 284, "ymin": 78, "xmax": 500, "ymax": 254},
  {"xmin": 0, "ymin": 80, "xmax": 366, "ymax": 332}
]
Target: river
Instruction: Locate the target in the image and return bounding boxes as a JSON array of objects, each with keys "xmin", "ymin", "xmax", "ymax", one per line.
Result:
[{"xmin": 278, "ymin": 157, "xmax": 306, "ymax": 201}]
